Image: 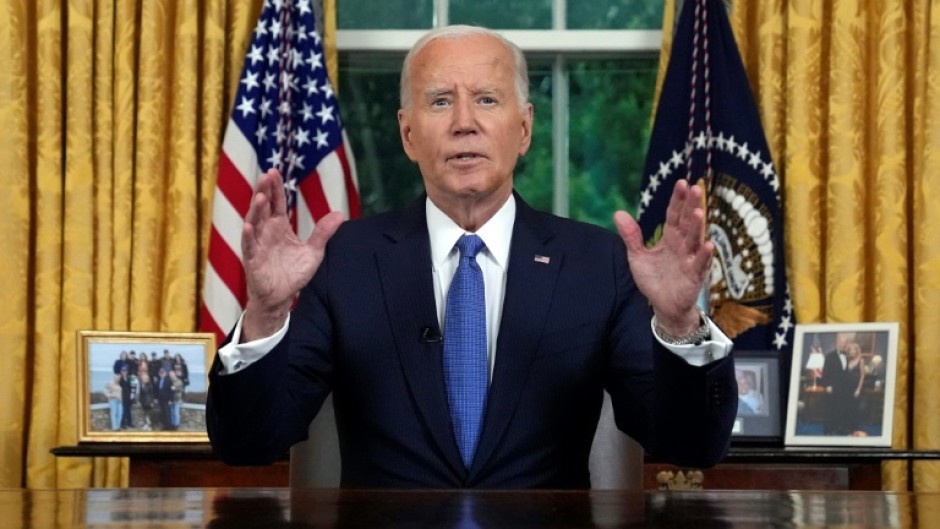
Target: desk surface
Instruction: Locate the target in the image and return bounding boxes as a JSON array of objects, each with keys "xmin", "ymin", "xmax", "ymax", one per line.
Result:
[{"xmin": 5, "ymin": 488, "xmax": 940, "ymax": 528}]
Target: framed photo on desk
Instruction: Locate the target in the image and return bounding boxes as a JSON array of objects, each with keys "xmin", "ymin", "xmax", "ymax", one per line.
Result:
[
  {"xmin": 731, "ymin": 351, "xmax": 782, "ymax": 443},
  {"xmin": 784, "ymin": 322, "xmax": 898, "ymax": 447},
  {"xmin": 77, "ymin": 331, "xmax": 215, "ymax": 443}
]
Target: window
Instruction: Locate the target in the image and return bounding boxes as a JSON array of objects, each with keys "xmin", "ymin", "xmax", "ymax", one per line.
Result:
[{"xmin": 337, "ymin": 0, "xmax": 663, "ymax": 229}]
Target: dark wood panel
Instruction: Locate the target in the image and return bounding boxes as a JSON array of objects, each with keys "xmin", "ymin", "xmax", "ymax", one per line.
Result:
[{"xmin": 129, "ymin": 459, "xmax": 289, "ymax": 487}]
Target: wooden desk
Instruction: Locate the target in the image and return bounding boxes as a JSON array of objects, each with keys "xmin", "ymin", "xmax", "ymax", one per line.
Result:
[
  {"xmin": 53, "ymin": 444, "xmax": 940, "ymax": 490},
  {"xmin": 4, "ymin": 488, "xmax": 940, "ymax": 528},
  {"xmin": 51, "ymin": 444, "xmax": 289, "ymax": 487}
]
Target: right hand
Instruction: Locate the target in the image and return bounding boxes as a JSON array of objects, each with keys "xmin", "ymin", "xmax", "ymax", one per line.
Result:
[{"xmin": 241, "ymin": 168, "xmax": 345, "ymax": 341}]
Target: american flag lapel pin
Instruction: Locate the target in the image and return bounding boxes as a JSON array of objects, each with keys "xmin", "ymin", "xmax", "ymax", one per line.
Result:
[{"xmin": 533, "ymin": 255, "xmax": 550, "ymax": 264}]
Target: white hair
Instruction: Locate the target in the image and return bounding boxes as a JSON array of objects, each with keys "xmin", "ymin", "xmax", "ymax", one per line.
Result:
[{"xmin": 399, "ymin": 25, "xmax": 530, "ymax": 110}]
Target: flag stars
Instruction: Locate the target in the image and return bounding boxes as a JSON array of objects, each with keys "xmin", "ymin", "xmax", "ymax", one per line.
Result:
[
  {"xmin": 254, "ymin": 124, "xmax": 267, "ymax": 144},
  {"xmin": 291, "ymin": 49, "xmax": 304, "ymax": 69},
  {"xmin": 670, "ymin": 150, "xmax": 684, "ymax": 168},
  {"xmin": 640, "ymin": 188, "xmax": 653, "ymax": 207},
  {"xmin": 253, "ymin": 20, "xmax": 267, "ymax": 38},
  {"xmin": 694, "ymin": 131, "xmax": 708, "ymax": 149},
  {"xmin": 748, "ymin": 151, "xmax": 762, "ymax": 169},
  {"xmin": 248, "ymin": 45, "xmax": 264, "ymax": 66},
  {"xmin": 241, "ymin": 70, "xmax": 260, "ymax": 92},
  {"xmin": 263, "ymin": 73, "xmax": 277, "ymax": 92},
  {"xmin": 649, "ymin": 174, "xmax": 661, "ymax": 192},
  {"xmin": 296, "ymin": 24, "xmax": 308, "ymax": 41},
  {"xmin": 267, "ymin": 149, "xmax": 283, "ymax": 169},
  {"xmin": 267, "ymin": 46, "xmax": 280, "ymax": 65},
  {"xmin": 260, "ymin": 98, "xmax": 272, "ymax": 118},
  {"xmin": 284, "ymin": 176, "xmax": 297, "ymax": 192},
  {"xmin": 736, "ymin": 141, "xmax": 749, "ymax": 160},
  {"xmin": 761, "ymin": 162, "xmax": 775, "ymax": 180},
  {"xmin": 322, "ymin": 82, "xmax": 334, "ymax": 100},
  {"xmin": 236, "ymin": 96, "xmax": 256, "ymax": 117},
  {"xmin": 304, "ymin": 77, "xmax": 319, "ymax": 96},
  {"xmin": 316, "ymin": 103, "xmax": 335, "ymax": 124},
  {"xmin": 270, "ymin": 18, "xmax": 282, "ymax": 37},
  {"xmin": 289, "ymin": 152, "xmax": 305, "ymax": 172},
  {"xmin": 314, "ymin": 128, "xmax": 330, "ymax": 149},
  {"xmin": 725, "ymin": 135, "xmax": 737, "ymax": 153},
  {"xmin": 294, "ymin": 127, "xmax": 310, "ymax": 147},
  {"xmin": 301, "ymin": 102, "xmax": 314, "ymax": 122},
  {"xmin": 296, "ymin": 0, "xmax": 312, "ymax": 15},
  {"xmin": 657, "ymin": 161, "xmax": 671, "ymax": 179},
  {"xmin": 773, "ymin": 332, "xmax": 788, "ymax": 349},
  {"xmin": 306, "ymin": 51, "xmax": 323, "ymax": 70}
]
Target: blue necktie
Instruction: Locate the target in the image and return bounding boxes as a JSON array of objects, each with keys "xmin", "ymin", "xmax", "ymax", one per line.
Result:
[{"xmin": 444, "ymin": 234, "xmax": 488, "ymax": 468}]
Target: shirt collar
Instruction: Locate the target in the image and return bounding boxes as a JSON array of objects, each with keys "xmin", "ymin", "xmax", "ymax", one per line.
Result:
[{"xmin": 426, "ymin": 194, "xmax": 515, "ymax": 269}]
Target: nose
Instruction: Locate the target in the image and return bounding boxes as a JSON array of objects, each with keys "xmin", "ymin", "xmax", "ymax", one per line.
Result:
[{"xmin": 451, "ymin": 97, "xmax": 477, "ymax": 135}]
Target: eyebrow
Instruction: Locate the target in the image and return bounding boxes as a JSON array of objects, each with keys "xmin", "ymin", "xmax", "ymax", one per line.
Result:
[{"xmin": 424, "ymin": 87, "xmax": 502, "ymax": 99}]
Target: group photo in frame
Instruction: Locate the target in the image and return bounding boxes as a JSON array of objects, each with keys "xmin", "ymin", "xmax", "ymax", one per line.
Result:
[
  {"xmin": 77, "ymin": 331, "xmax": 216, "ymax": 443},
  {"xmin": 731, "ymin": 351, "xmax": 782, "ymax": 443},
  {"xmin": 784, "ymin": 322, "xmax": 899, "ymax": 447}
]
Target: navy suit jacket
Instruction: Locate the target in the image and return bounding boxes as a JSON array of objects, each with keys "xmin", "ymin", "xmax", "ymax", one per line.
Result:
[{"xmin": 207, "ymin": 194, "xmax": 737, "ymax": 488}]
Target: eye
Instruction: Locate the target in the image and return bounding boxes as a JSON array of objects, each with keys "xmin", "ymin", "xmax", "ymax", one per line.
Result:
[
  {"xmin": 479, "ymin": 96, "xmax": 497, "ymax": 105},
  {"xmin": 431, "ymin": 98, "xmax": 450, "ymax": 107}
]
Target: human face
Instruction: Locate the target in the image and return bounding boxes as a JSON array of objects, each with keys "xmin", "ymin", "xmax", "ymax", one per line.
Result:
[{"xmin": 398, "ymin": 35, "xmax": 533, "ymax": 223}]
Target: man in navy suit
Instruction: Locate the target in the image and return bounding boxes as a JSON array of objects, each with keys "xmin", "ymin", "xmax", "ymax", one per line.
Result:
[{"xmin": 207, "ymin": 25, "xmax": 738, "ymax": 488}]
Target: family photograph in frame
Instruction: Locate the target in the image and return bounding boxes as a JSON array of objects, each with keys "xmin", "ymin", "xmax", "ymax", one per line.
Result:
[
  {"xmin": 784, "ymin": 322, "xmax": 899, "ymax": 447},
  {"xmin": 731, "ymin": 351, "xmax": 782, "ymax": 443},
  {"xmin": 77, "ymin": 331, "xmax": 215, "ymax": 443}
]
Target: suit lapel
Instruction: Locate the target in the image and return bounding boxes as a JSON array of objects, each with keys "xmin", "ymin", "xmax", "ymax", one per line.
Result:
[
  {"xmin": 376, "ymin": 198, "xmax": 467, "ymax": 479},
  {"xmin": 470, "ymin": 197, "xmax": 562, "ymax": 478}
]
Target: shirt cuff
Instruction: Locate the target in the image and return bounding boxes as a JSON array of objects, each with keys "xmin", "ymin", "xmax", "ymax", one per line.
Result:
[
  {"xmin": 217, "ymin": 312, "xmax": 291, "ymax": 375},
  {"xmin": 651, "ymin": 316, "xmax": 733, "ymax": 366}
]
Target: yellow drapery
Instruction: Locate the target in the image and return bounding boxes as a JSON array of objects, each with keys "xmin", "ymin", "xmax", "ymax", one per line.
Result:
[
  {"xmin": 661, "ymin": 1, "xmax": 940, "ymax": 491},
  {"xmin": 0, "ymin": 0, "xmax": 267, "ymax": 488}
]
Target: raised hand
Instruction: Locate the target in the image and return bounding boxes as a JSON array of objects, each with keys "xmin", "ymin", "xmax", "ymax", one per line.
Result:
[
  {"xmin": 613, "ymin": 179, "xmax": 712, "ymax": 336},
  {"xmin": 241, "ymin": 168, "xmax": 345, "ymax": 341}
]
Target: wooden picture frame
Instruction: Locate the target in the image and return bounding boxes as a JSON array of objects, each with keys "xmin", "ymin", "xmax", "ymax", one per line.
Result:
[
  {"xmin": 784, "ymin": 322, "xmax": 899, "ymax": 447},
  {"xmin": 77, "ymin": 330, "xmax": 215, "ymax": 443},
  {"xmin": 731, "ymin": 350, "xmax": 782, "ymax": 443}
]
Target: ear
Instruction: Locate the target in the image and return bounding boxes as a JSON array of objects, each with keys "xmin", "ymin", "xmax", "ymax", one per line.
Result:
[
  {"xmin": 398, "ymin": 108, "xmax": 417, "ymax": 162},
  {"xmin": 518, "ymin": 103, "xmax": 534, "ymax": 156}
]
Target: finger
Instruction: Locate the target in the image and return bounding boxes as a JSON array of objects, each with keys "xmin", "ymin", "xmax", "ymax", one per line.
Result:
[
  {"xmin": 306, "ymin": 211, "xmax": 346, "ymax": 251},
  {"xmin": 264, "ymin": 168, "xmax": 289, "ymax": 216},
  {"xmin": 613, "ymin": 210, "xmax": 645, "ymax": 254},
  {"xmin": 663, "ymin": 179, "xmax": 692, "ymax": 239}
]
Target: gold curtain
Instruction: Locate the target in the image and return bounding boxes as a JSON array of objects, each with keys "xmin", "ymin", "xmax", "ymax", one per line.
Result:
[
  {"xmin": 0, "ymin": 0, "xmax": 265, "ymax": 488},
  {"xmin": 656, "ymin": 0, "xmax": 940, "ymax": 491},
  {"xmin": 660, "ymin": 0, "xmax": 940, "ymax": 491},
  {"xmin": 728, "ymin": 0, "xmax": 940, "ymax": 492}
]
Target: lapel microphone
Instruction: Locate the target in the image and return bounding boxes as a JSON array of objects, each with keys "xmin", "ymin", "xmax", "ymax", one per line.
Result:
[{"xmin": 420, "ymin": 326, "xmax": 443, "ymax": 344}]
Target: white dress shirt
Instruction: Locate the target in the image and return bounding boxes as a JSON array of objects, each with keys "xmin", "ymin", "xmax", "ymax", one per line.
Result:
[{"xmin": 218, "ymin": 195, "xmax": 732, "ymax": 375}]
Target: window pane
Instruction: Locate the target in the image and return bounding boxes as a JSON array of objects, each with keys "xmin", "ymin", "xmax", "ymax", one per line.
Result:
[
  {"xmin": 449, "ymin": 0, "xmax": 552, "ymax": 29},
  {"xmin": 513, "ymin": 61, "xmax": 553, "ymax": 213},
  {"xmin": 567, "ymin": 58, "xmax": 658, "ymax": 229},
  {"xmin": 567, "ymin": 0, "xmax": 664, "ymax": 30},
  {"xmin": 338, "ymin": 54, "xmax": 425, "ymax": 215},
  {"xmin": 338, "ymin": 0, "xmax": 433, "ymax": 29}
]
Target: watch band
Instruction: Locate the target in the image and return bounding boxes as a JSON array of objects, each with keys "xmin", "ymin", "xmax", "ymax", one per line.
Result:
[{"xmin": 654, "ymin": 307, "xmax": 711, "ymax": 346}]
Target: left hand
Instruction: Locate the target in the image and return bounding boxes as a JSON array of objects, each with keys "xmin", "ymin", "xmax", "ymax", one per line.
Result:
[{"xmin": 614, "ymin": 179, "xmax": 712, "ymax": 336}]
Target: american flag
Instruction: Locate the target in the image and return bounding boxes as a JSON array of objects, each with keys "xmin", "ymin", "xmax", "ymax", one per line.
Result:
[{"xmin": 201, "ymin": 0, "xmax": 360, "ymax": 342}]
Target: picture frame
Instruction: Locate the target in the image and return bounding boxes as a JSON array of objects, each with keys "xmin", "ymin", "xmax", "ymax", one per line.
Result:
[
  {"xmin": 77, "ymin": 330, "xmax": 216, "ymax": 443},
  {"xmin": 784, "ymin": 322, "xmax": 899, "ymax": 447},
  {"xmin": 731, "ymin": 350, "xmax": 782, "ymax": 443}
]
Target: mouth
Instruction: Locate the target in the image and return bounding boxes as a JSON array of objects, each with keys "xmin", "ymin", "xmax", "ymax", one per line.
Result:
[{"xmin": 448, "ymin": 152, "xmax": 485, "ymax": 162}]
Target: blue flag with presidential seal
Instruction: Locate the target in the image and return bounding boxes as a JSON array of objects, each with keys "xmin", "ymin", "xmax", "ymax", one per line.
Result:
[{"xmin": 637, "ymin": 0, "xmax": 794, "ymax": 352}]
